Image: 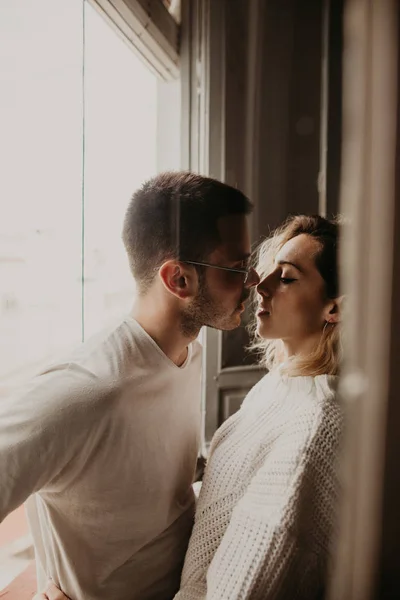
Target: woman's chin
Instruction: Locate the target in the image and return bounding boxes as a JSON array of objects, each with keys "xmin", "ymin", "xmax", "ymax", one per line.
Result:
[
  {"xmin": 256, "ymin": 321, "xmax": 276, "ymax": 340},
  {"xmin": 256, "ymin": 322, "xmax": 268, "ymax": 338}
]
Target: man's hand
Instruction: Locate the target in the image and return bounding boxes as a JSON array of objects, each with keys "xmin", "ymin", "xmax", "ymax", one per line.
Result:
[{"xmin": 33, "ymin": 580, "xmax": 71, "ymax": 600}]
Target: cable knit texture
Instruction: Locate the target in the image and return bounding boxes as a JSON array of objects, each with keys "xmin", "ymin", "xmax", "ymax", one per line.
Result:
[{"xmin": 175, "ymin": 370, "xmax": 343, "ymax": 600}]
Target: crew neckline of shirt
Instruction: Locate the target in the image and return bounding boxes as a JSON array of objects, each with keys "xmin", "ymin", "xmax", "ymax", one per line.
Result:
[{"xmin": 124, "ymin": 316, "xmax": 193, "ymax": 370}]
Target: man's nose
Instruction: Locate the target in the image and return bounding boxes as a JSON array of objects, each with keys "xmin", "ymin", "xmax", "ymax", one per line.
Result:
[
  {"xmin": 256, "ymin": 276, "xmax": 271, "ymax": 296},
  {"xmin": 245, "ymin": 267, "xmax": 260, "ymax": 288}
]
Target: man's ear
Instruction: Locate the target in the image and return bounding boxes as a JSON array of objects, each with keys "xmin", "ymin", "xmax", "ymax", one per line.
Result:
[
  {"xmin": 158, "ymin": 260, "xmax": 198, "ymax": 299},
  {"xmin": 324, "ymin": 295, "xmax": 345, "ymax": 324}
]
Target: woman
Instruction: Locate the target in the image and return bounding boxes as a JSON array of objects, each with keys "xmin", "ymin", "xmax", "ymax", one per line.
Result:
[
  {"xmin": 36, "ymin": 214, "xmax": 343, "ymax": 600},
  {"xmin": 175, "ymin": 214, "xmax": 343, "ymax": 600}
]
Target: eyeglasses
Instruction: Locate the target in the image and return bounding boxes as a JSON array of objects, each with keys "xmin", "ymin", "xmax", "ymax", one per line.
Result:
[{"xmin": 183, "ymin": 260, "xmax": 256, "ymax": 284}]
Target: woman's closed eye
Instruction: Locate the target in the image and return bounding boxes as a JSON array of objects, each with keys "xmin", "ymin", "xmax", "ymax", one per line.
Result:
[{"xmin": 280, "ymin": 277, "xmax": 297, "ymax": 284}]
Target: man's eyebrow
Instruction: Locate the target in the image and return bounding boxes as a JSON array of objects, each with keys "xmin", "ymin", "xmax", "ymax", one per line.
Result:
[
  {"xmin": 233, "ymin": 252, "xmax": 251, "ymax": 262},
  {"xmin": 276, "ymin": 259, "xmax": 304, "ymax": 273}
]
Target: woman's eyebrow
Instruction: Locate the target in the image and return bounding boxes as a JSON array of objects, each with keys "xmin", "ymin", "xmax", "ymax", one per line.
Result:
[{"xmin": 276, "ymin": 259, "xmax": 304, "ymax": 273}]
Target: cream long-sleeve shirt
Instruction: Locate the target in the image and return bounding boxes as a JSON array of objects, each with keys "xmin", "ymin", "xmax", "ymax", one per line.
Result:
[
  {"xmin": 176, "ymin": 370, "xmax": 343, "ymax": 600},
  {"xmin": 0, "ymin": 317, "xmax": 202, "ymax": 600}
]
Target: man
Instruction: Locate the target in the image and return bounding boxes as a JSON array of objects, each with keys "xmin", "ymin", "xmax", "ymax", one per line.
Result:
[{"xmin": 0, "ymin": 172, "xmax": 259, "ymax": 600}]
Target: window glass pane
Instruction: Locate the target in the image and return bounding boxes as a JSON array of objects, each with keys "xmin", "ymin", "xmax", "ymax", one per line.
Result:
[
  {"xmin": 0, "ymin": 0, "xmax": 83, "ymax": 386},
  {"xmin": 83, "ymin": 3, "xmax": 158, "ymax": 337},
  {"xmin": 0, "ymin": 0, "xmax": 83, "ymax": 584}
]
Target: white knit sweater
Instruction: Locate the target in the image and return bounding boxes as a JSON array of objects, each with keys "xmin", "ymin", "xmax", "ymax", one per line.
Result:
[{"xmin": 175, "ymin": 370, "xmax": 343, "ymax": 600}]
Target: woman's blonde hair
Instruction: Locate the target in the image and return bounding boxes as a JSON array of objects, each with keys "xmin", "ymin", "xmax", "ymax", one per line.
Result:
[{"xmin": 249, "ymin": 214, "xmax": 342, "ymax": 377}]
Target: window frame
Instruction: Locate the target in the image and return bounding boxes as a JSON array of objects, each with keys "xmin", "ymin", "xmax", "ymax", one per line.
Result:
[{"xmin": 89, "ymin": 0, "xmax": 180, "ymax": 80}]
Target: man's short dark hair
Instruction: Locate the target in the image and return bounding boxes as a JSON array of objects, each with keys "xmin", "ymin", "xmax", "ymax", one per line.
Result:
[{"xmin": 122, "ymin": 171, "xmax": 252, "ymax": 293}]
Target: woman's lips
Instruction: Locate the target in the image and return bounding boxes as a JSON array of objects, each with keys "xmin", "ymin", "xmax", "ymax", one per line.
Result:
[{"xmin": 257, "ymin": 307, "xmax": 270, "ymax": 317}]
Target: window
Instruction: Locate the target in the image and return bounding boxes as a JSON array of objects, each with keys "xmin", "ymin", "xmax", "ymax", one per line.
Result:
[
  {"xmin": 83, "ymin": 3, "xmax": 158, "ymax": 337},
  {"xmin": 0, "ymin": 0, "xmax": 83, "ymax": 392},
  {"xmin": 0, "ymin": 0, "xmax": 180, "ymax": 588}
]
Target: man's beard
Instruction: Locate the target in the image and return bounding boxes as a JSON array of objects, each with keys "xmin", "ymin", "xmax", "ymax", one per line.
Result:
[{"xmin": 180, "ymin": 279, "xmax": 250, "ymax": 338}]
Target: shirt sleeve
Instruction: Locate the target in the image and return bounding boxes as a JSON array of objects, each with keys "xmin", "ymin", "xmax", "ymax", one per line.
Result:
[
  {"xmin": 176, "ymin": 409, "xmax": 342, "ymax": 600},
  {"xmin": 0, "ymin": 364, "xmax": 110, "ymax": 522}
]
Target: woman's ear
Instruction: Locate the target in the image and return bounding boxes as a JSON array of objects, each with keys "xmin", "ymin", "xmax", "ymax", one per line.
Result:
[
  {"xmin": 158, "ymin": 260, "xmax": 198, "ymax": 299},
  {"xmin": 324, "ymin": 295, "xmax": 345, "ymax": 324}
]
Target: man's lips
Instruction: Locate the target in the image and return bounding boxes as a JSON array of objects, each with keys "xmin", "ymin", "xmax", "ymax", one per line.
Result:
[{"xmin": 236, "ymin": 293, "xmax": 251, "ymax": 310}]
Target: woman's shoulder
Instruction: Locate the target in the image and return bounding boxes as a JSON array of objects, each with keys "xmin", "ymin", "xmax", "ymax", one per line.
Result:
[
  {"xmin": 262, "ymin": 371, "xmax": 342, "ymax": 447},
  {"xmin": 285, "ymin": 373, "xmax": 343, "ymax": 432},
  {"xmin": 255, "ymin": 375, "xmax": 343, "ymax": 477}
]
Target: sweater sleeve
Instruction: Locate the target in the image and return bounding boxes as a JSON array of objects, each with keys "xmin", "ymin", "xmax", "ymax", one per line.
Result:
[
  {"xmin": 0, "ymin": 365, "xmax": 110, "ymax": 522},
  {"xmin": 176, "ymin": 406, "xmax": 342, "ymax": 600}
]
